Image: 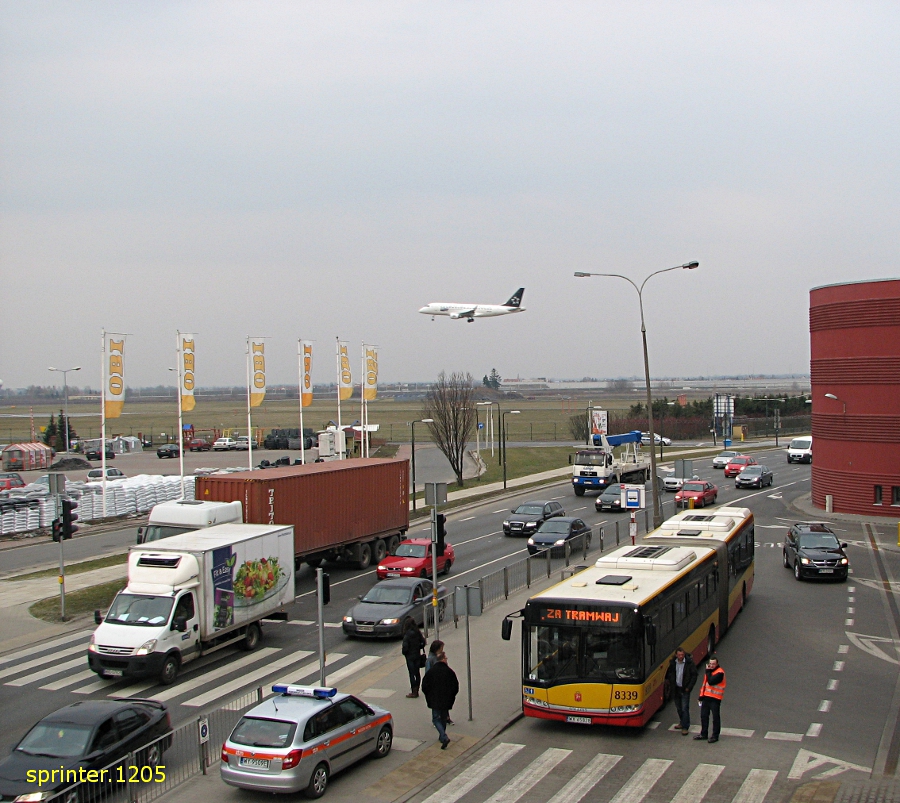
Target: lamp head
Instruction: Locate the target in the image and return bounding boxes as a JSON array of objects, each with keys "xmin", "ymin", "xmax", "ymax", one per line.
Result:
[
  {"xmin": 421, "ymin": 418, "xmax": 434, "ymax": 423},
  {"xmin": 824, "ymin": 393, "xmax": 838, "ymax": 400},
  {"xmin": 682, "ymin": 261, "xmax": 699, "ymax": 269},
  {"xmin": 573, "ymin": 272, "xmax": 591, "ymax": 278}
]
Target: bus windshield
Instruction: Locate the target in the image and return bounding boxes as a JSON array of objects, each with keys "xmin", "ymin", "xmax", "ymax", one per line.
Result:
[{"xmin": 525, "ymin": 610, "xmax": 642, "ymax": 684}]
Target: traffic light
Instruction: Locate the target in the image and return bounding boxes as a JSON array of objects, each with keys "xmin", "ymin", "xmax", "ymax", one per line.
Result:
[
  {"xmin": 51, "ymin": 519, "xmax": 63, "ymax": 542},
  {"xmin": 322, "ymin": 572, "xmax": 330, "ymax": 605},
  {"xmin": 61, "ymin": 498, "xmax": 79, "ymax": 540},
  {"xmin": 436, "ymin": 514, "xmax": 447, "ymax": 557}
]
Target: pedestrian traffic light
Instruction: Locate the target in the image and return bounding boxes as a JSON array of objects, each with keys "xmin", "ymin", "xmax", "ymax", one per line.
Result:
[
  {"xmin": 51, "ymin": 519, "xmax": 63, "ymax": 542},
  {"xmin": 436, "ymin": 513, "xmax": 447, "ymax": 557},
  {"xmin": 61, "ymin": 498, "xmax": 79, "ymax": 540}
]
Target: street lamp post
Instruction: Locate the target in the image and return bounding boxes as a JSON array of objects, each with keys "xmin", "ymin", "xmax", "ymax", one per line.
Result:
[
  {"xmin": 476, "ymin": 401, "xmax": 495, "ymax": 459},
  {"xmin": 409, "ymin": 419, "xmax": 433, "ymax": 511},
  {"xmin": 48, "ymin": 366, "xmax": 82, "ymax": 453},
  {"xmin": 501, "ymin": 410, "xmax": 520, "ymax": 489},
  {"xmin": 761, "ymin": 397, "xmax": 785, "ymax": 445},
  {"xmin": 824, "ymin": 393, "xmax": 846, "ymax": 414},
  {"xmin": 575, "ymin": 261, "xmax": 698, "ymax": 528}
]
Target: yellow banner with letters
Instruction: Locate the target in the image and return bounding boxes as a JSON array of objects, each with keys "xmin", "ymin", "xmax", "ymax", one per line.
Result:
[
  {"xmin": 249, "ymin": 339, "xmax": 266, "ymax": 407},
  {"xmin": 338, "ymin": 341, "xmax": 352, "ymax": 401},
  {"xmin": 104, "ymin": 333, "xmax": 126, "ymax": 419},
  {"xmin": 300, "ymin": 340, "xmax": 313, "ymax": 407},
  {"xmin": 179, "ymin": 334, "xmax": 196, "ymax": 412},
  {"xmin": 363, "ymin": 346, "xmax": 378, "ymax": 401}
]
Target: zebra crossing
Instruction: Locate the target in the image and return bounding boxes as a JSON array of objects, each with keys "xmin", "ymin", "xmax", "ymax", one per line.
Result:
[
  {"xmin": 0, "ymin": 629, "xmax": 381, "ymax": 710},
  {"xmin": 416, "ymin": 743, "xmax": 783, "ymax": 803}
]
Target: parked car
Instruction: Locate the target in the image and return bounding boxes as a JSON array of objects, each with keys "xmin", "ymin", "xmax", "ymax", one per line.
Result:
[
  {"xmin": 527, "ymin": 517, "xmax": 592, "ymax": 556},
  {"xmin": 723, "ymin": 455, "xmax": 757, "ymax": 478},
  {"xmin": 0, "ymin": 699, "xmax": 171, "ymax": 803},
  {"xmin": 86, "ymin": 467, "xmax": 127, "ymax": 483},
  {"xmin": 221, "ymin": 685, "xmax": 392, "ymax": 798},
  {"xmin": 0, "ymin": 472, "xmax": 25, "ymax": 489},
  {"xmin": 735, "ymin": 464, "xmax": 774, "ymax": 489},
  {"xmin": 342, "ymin": 578, "xmax": 446, "ymax": 638},
  {"xmin": 674, "ymin": 480, "xmax": 719, "ymax": 508},
  {"xmin": 188, "ymin": 439, "xmax": 211, "ymax": 452},
  {"xmin": 234, "ymin": 436, "xmax": 251, "ymax": 451},
  {"xmin": 783, "ymin": 522, "xmax": 849, "ymax": 581},
  {"xmin": 376, "ymin": 538, "xmax": 455, "ymax": 580},
  {"xmin": 156, "ymin": 444, "xmax": 180, "ymax": 459},
  {"xmin": 787, "ymin": 436, "xmax": 813, "ymax": 464},
  {"xmin": 712, "ymin": 450, "xmax": 742, "ymax": 469},
  {"xmin": 213, "ymin": 438, "xmax": 237, "ymax": 451},
  {"xmin": 596, "ymin": 484, "xmax": 625, "ymax": 512},
  {"xmin": 503, "ymin": 500, "xmax": 565, "ymax": 536},
  {"xmin": 85, "ymin": 443, "xmax": 115, "ymax": 461},
  {"xmin": 640, "ymin": 432, "xmax": 671, "ymax": 446}
]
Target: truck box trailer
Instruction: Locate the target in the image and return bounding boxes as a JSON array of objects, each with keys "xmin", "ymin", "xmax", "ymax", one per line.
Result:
[{"xmin": 195, "ymin": 458, "xmax": 409, "ymax": 570}]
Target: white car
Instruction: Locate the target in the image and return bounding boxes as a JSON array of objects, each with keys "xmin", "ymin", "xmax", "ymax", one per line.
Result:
[
  {"xmin": 234, "ymin": 437, "xmax": 250, "ymax": 451},
  {"xmin": 213, "ymin": 438, "xmax": 237, "ymax": 451},
  {"xmin": 640, "ymin": 432, "xmax": 672, "ymax": 447},
  {"xmin": 86, "ymin": 467, "xmax": 127, "ymax": 483},
  {"xmin": 712, "ymin": 450, "xmax": 742, "ymax": 469}
]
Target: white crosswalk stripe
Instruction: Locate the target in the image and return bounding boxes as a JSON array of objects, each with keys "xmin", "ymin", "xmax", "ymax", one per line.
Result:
[
  {"xmin": 0, "ymin": 642, "xmax": 86, "ymax": 681},
  {"xmin": 41, "ymin": 669, "xmax": 97, "ymax": 691},
  {"xmin": 609, "ymin": 758, "xmax": 672, "ymax": 803},
  {"xmin": 484, "ymin": 747, "xmax": 571, "ymax": 803},
  {"xmin": 732, "ymin": 769, "xmax": 778, "ymax": 803},
  {"xmin": 0, "ymin": 630, "xmax": 91, "ymax": 668},
  {"xmin": 149, "ymin": 647, "xmax": 282, "ymax": 702},
  {"xmin": 5, "ymin": 655, "xmax": 86, "ymax": 686},
  {"xmin": 546, "ymin": 752, "xmax": 621, "ymax": 803},
  {"xmin": 670, "ymin": 763, "xmax": 725, "ymax": 803},
  {"xmin": 420, "ymin": 743, "xmax": 526, "ymax": 803}
]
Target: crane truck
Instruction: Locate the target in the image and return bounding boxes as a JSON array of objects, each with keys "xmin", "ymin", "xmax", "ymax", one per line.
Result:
[{"xmin": 571, "ymin": 430, "xmax": 652, "ymax": 496}]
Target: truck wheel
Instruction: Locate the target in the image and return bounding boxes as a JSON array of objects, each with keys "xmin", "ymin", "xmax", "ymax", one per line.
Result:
[
  {"xmin": 573, "ymin": 486, "xmax": 585, "ymax": 497},
  {"xmin": 242, "ymin": 623, "xmax": 261, "ymax": 651},
  {"xmin": 159, "ymin": 655, "xmax": 179, "ymax": 685},
  {"xmin": 356, "ymin": 543, "xmax": 372, "ymax": 570},
  {"xmin": 372, "ymin": 539, "xmax": 387, "ymax": 563},
  {"xmin": 386, "ymin": 535, "xmax": 400, "ymax": 555}
]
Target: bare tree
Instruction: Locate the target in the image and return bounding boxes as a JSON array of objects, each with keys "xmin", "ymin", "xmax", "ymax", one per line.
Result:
[{"xmin": 423, "ymin": 372, "xmax": 477, "ymax": 486}]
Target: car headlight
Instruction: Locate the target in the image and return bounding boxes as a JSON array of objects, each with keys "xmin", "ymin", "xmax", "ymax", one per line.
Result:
[
  {"xmin": 503, "ymin": 520, "xmax": 510, "ymax": 527},
  {"xmin": 89, "ymin": 634, "xmax": 98, "ymax": 653},
  {"xmin": 554, "ymin": 539, "xmax": 566, "ymax": 546},
  {"xmin": 343, "ymin": 615, "xmax": 354, "ymax": 623},
  {"xmin": 403, "ymin": 566, "xmax": 415, "ymax": 572},
  {"xmin": 134, "ymin": 638, "xmax": 157, "ymax": 656},
  {"xmin": 527, "ymin": 538, "xmax": 535, "ymax": 545},
  {"xmin": 381, "ymin": 618, "xmax": 400, "ymax": 626},
  {"xmin": 800, "ymin": 557, "xmax": 811, "ymax": 565},
  {"xmin": 377, "ymin": 565, "xmax": 386, "ymax": 571},
  {"xmin": 13, "ymin": 792, "xmax": 55, "ymax": 802},
  {"xmin": 841, "ymin": 557, "xmax": 849, "ymax": 565},
  {"xmin": 525, "ymin": 522, "xmax": 538, "ymax": 529}
]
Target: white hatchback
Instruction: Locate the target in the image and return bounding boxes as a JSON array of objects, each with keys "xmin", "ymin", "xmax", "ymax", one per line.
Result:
[{"xmin": 213, "ymin": 438, "xmax": 237, "ymax": 451}]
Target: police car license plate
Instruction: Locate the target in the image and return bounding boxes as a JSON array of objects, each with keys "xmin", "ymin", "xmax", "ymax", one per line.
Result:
[
  {"xmin": 239, "ymin": 757, "xmax": 269, "ymax": 769},
  {"xmin": 566, "ymin": 715, "xmax": 591, "ymax": 724},
  {"xmin": 820, "ymin": 568, "xmax": 834, "ymax": 574},
  {"xmin": 104, "ymin": 669, "xmax": 123, "ymax": 678}
]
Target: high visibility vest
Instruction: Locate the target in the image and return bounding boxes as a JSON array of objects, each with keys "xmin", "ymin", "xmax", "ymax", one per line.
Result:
[{"xmin": 699, "ymin": 669, "xmax": 726, "ymax": 700}]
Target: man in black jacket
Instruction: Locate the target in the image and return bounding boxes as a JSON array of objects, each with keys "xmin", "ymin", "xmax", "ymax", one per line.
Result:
[
  {"xmin": 666, "ymin": 646, "xmax": 698, "ymax": 735},
  {"xmin": 421, "ymin": 651, "xmax": 459, "ymax": 749}
]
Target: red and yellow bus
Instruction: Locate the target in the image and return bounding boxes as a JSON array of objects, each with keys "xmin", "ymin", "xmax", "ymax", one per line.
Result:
[{"xmin": 508, "ymin": 506, "xmax": 754, "ymax": 727}]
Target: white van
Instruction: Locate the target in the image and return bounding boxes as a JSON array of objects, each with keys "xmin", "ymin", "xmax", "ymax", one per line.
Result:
[{"xmin": 787, "ymin": 436, "xmax": 813, "ymax": 464}]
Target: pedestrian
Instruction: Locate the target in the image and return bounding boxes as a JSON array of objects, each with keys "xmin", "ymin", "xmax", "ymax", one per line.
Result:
[
  {"xmin": 401, "ymin": 617, "xmax": 426, "ymax": 698},
  {"xmin": 421, "ymin": 651, "xmax": 459, "ymax": 749},
  {"xmin": 694, "ymin": 654, "xmax": 726, "ymax": 743},
  {"xmin": 666, "ymin": 646, "xmax": 698, "ymax": 735},
  {"xmin": 425, "ymin": 640, "xmax": 444, "ymax": 671}
]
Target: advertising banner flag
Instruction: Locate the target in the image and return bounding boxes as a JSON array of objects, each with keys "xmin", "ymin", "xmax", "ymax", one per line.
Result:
[
  {"xmin": 337, "ymin": 341, "xmax": 352, "ymax": 401},
  {"xmin": 591, "ymin": 409, "xmax": 608, "ymax": 437},
  {"xmin": 249, "ymin": 339, "xmax": 266, "ymax": 407},
  {"xmin": 104, "ymin": 333, "xmax": 126, "ymax": 419},
  {"xmin": 363, "ymin": 345, "xmax": 378, "ymax": 401},
  {"xmin": 179, "ymin": 334, "xmax": 196, "ymax": 412},
  {"xmin": 300, "ymin": 340, "xmax": 314, "ymax": 407}
]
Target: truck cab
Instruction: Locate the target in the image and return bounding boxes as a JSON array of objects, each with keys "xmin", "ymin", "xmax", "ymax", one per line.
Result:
[{"xmin": 138, "ymin": 499, "xmax": 243, "ymax": 543}]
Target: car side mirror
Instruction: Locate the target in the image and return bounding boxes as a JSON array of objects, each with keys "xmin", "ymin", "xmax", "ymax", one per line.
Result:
[
  {"xmin": 501, "ymin": 619, "xmax": 514, "ymax": 641},
  {"xmin": 841, "ymin": 543, "xmax": 848, "ymax": 549},
  {"xmin": 358, "ymin": 595, "xmax": 364, "ymax": 601},
  {"xmin": 173, "ymin": 616, "xmax": 187, "ymax": 632},
  {"xmin": 94, "ymin": 609, "xmax": 103, "ymax": 625}
]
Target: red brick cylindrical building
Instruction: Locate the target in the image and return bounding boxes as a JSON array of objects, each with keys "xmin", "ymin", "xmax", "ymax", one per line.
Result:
[{"xmin": 810, "ymin": 278, "xmax": 900, "ymax": 516}]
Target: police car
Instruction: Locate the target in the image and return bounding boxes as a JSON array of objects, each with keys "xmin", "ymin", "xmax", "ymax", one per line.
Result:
[{"xmin": 221, "ymin": 685, "xmax": 393, "ymax": 799}]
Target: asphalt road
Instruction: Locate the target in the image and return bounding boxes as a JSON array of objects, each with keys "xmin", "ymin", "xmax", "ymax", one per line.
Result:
[{"xmin": 3, "ymin": 449, "xmax": 897, "ymax": 798}]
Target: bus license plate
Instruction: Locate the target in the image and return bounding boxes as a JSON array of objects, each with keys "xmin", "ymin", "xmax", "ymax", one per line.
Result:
[
  {"xmin": 239, "ymin": 757, "xmax": 269, "ymax": 769},
  {"xmin": 819, "ymin": 568, "xmax": 834, "ymax": 574},
  {"xmin": 566, "ymin": 715, "xmax": 591, "ymax": 724}
]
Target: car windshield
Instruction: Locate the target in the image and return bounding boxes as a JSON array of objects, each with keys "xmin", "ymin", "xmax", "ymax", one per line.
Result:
[
  {"xmin": 681, "ymin": 483, "xmax": 704, "ymax": 492},
  {"xmin": 514, "ymin": 505, "xmax": 544, "ymax": 515},
  {"xmin": 574, "ymin": 452, "xmax": 607, "ymax": 466},
  {"xmin": 361, "ymin": 586, "xmax": 412, "ymax": 604},
  {"xmin": 741, "ymin": 467, "xmax": 762, "ymax": 475},
  {"xmin": 527, "ymin": 619, "xmax": 641, "ymax": 684},
  {"xmin": 538, "ymin": 521, "xmax": 570, "ymax": 534},
  {"xmin": 230, "ymin": 717, "xmax": 297, "ymax": 748},
  {"xmin": 17, "ymin": 722, "xmax": 93, "ymax": 758},
  {"xmin": 105, "ymin": 593, "xmax": 175, "ymax": 626},
  {"xmin": 394, "ymin": 544, "xmax": 427, "ymax": 558},
  {"xmin": 799, "ymin": 534, "xmax": 841, "ymax": 549},
  {"xmin": 717, "ymin": 452, "xmax": 737, "ymax": 459},
  {"xmin": 731, "ymin": 458, "xmax": 750, "ymax": 465},
  {"xmin": 601, "ymin": 487, "xmax": 621, "ymax": 498},
  {"xmin": 791, "ymin": 439, "xmax": 811, "ymax": 449}
]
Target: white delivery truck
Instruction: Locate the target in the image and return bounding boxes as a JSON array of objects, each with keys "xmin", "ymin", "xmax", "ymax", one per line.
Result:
[
  {"xmin": 137, "ymin": 499, "xmax": 243, "ymax": 543},
  {"xmin": 89, "ymin": 523, "xmax": 294, "ymax": 685}
]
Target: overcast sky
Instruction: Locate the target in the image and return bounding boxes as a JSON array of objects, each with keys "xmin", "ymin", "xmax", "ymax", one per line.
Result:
[{"xmin": 2, "ymin": 2, "xmax": 898, "ymax": 390}]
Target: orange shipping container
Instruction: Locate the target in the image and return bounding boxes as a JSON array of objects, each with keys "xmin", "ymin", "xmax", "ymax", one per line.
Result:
[{"xmin": 195, "ymin": 459, "xmax": 409, "ymax": 567}]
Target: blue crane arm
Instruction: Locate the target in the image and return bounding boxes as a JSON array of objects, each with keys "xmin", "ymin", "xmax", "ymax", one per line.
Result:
[{"xmin": 592, "ymin": 430, "xmax": 643, "ymax": 447}]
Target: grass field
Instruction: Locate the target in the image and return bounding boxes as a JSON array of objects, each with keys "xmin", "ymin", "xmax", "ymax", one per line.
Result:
[{"xmin": 30, "ymin": 578, "xmax": 126, "ymax": 622}]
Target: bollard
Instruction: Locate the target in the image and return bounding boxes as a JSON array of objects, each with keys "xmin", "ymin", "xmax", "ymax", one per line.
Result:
[
  {"xmin": 582, "ymin": 531, "xmax": 588, "ymax": 560},
  {"xmin": 546, "ymin": 547, "xmax": 552, "ymax": 577},
  {"xmin": 644, "ymin": 508, "xmax": 649, "ymax": 533},
  {"xmin": 616, "ymin": 521, "xmax": 620, "ymax": 545},
  {"xmin": 565, "ymin": 540, "xmax": 571, "ymax": 567},
  {"xmin": 600, "ymin": 528, "xmax": 604, "ymax": 552},
  {"xmin": 257, "ymin": 685, "xmax": 264, "ymax": 702},
  {"xmin": 526, "ymin": 556, "xmax": 532, "ymax": 587},
  {"xmin": 503, "ymin": 566, "xmax": 509, "ymax": 599}
]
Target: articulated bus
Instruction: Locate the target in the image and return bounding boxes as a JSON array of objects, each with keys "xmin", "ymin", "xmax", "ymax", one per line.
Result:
[{"xmin": 504, "ymin": 506, "xmax": 754, "ymax": 727}]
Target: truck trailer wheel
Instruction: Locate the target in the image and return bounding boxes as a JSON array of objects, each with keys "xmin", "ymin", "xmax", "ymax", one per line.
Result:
[
  {"xmin": 372, "ymin": 539, "xmax": 387, "ymax": 563},
  {"xmin": 386, "ymin": 535, "xmax": 400, "ymax": 555},
  {"xmin": 242, "ymin": 623, "xmax": 262, "ymax": 651},
  {"xmin": 159, "ymin": 654, "xmax": 179, "ymax": 685},
  {"xmin": 356, "ymin": 543, "xmax": 372, "ymax": 570}
]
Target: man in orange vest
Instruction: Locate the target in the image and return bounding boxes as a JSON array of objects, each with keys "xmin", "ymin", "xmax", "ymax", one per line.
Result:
[{"xmin": 693, "ymin": 654, "xmax": 725, "ymax": 743}]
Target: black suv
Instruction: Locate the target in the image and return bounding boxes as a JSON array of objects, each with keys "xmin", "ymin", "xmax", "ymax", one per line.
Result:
[
  {"xmin": 503, "ymin": 500, "xmax": 565, "ymax": 537},
  {"xmin": 783, "ymin": 522, "xmax": 849, "ymax": 581}
]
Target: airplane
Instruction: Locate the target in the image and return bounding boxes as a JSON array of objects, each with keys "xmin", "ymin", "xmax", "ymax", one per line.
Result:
[{"xmin": 418, "ymin": 288, "xmax": 526, "ymax": 323}]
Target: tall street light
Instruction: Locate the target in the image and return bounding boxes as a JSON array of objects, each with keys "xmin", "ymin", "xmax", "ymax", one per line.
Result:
[
  {"xmin": 824, "ymin": 393, "xmax": 846, "ymax": 414},
  {"xmin": 501, "ymin": 410, "xmax": 520, "ymax": 489},
  {"xmin": 575, "ymin": 261, "xmax": 699, "ymax": 528},
  {"xmin": 48, "ymin": 366, "xmax": 82, "ymax": 453},
  {"xmin": 409, "ymin": 418, "xmax": 433, "ymax": 512}
]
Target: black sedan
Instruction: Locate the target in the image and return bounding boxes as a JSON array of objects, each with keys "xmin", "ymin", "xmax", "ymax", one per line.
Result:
[
  {"xmin": 156, "ymin": 444, "xmax": 181, "ymax": 459},
  {"xmin": 0, "ymin": 699, "xmax": 171, "ymax": 802},
  {"xmin": 596, "ymin": 484, "xmax": 625, "ymax": 512},
  {"xmin": 527, "ymin": 517, "xmax": 592, "ymax": 556},
  {"xmin": 503, "ymin": 500, "xmax": 565, "ymax": 536},
  {"xmin": 85, "ymin": 445, "xmax": 115, "ymax": 461},
  {"xmin": 735, "ymin": 464, "xmax": 774, "ymax": 489},
  {"xmin": 783, "ymin": 522, "xmax": 849, "ymax": 581},
  {"xmin": 342, "ymin": 577, "xmax": 447, "ymax": 638}
]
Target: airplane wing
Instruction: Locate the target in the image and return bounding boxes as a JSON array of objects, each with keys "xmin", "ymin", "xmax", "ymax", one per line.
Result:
[{"xmin": 449, "ymin": 308, "xmax": 477, "ymax": 319}]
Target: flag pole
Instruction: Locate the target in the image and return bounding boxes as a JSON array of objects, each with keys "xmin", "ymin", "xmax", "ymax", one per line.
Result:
[
  {"xmin": 335, "ymin": 337, "xmax": 342, "ymax": 459},
  {"xmin": 246, "ymin": 337, "xmax": 254, "ymax": 472},
  {"xmin": 298, "ymin": 339, "xmax": 305, "ymax": 465},
  {"xmin": 360, "ymin": 343, "xmax": 366, "ymax": 458},
  {"xmin": 176, "ymin": 331, "xmax": 185, "ymax": 498},
  {"xmin": 100, "ymin": 329, "xmax": 107, "ymax": 517}
]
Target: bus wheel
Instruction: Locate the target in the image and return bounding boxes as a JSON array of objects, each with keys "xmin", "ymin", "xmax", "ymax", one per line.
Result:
[{"xmin": 707, "ymin": 626, "xmax": 716, "ymax": 657}]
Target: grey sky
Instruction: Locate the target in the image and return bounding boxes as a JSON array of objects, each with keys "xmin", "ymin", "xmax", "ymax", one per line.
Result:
[{"xmin": 2, "ymin": 2, "xmax": 898, "ymax": 390}]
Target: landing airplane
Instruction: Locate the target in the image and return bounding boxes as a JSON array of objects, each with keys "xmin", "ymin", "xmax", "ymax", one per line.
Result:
[{"xmin": 418, "ymin": 288, "xmax": 526, "ymax": 323}]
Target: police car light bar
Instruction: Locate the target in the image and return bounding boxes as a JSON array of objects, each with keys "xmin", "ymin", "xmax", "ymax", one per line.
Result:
[{"xmin": 272, "ymin": 684, "xmax": 337, "ymax": 698}]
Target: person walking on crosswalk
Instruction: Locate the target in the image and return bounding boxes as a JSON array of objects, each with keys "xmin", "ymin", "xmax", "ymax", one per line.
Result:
[
  {"xmin": 666, "ymin": 646, "xmax": 698, "ymax": 735},
  {"xmin": 421, "ymin": 651, "xmax": 459, "ymax": 750},
  {"xmin": 694, "ymin": 654, "xmax": 726, "ymax": 743}
]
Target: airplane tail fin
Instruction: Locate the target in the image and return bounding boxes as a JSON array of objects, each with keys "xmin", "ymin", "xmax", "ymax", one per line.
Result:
[{"xmin": 503, "ymin": 288, "xmax": 525, "ymax": 308}]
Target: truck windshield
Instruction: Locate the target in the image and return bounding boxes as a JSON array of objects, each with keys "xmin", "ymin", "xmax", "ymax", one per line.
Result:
[
  {"xmin": 142, "ymin": 525, "xmax": 194, "ymax": 543},
  {"xmin": 105, "ymin": 593, "xmax": 175, "ymax": 626},
  {"xmin": 575, "ymin": 452, "xmax": 608, "ymax": 467}
]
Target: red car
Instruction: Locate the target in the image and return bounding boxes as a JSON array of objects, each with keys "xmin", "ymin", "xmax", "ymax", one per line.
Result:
[
  {"xmin": 675, "ymin": 480, "xmax": 719, "ymax": 508},
  {"xmin": 188, "ymin": 439, "xmax": 212, "ymax": 452},
  {"xmin": 376, "ymin": 538, "xmax": 455, "ymax": 580},
  {"xmin": 724, "ymin": 455, "xmax": 758, "ymax": 478}
]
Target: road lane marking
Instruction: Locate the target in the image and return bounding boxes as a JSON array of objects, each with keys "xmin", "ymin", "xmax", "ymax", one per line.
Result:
[
  {"xmin": 818, "ymin": 700, "xmax": 832, "ymax": 712},
  {"xmin": 546, "ymin": 753, "xmax": 622, "ymax": 803},
  {"xmin": 0, "ymin": 630, "xmax": 91, "ymax": 668},
  {"xmin": 827, "ymin": 679, "xmax": 838, "ymax": 691},
  {"xmin": 484, "ymin": 747, "xmax": 571, "ymax": 803},
  {"xmin": 838, "ymin": 645, "xmax": 849, "ymax": 653},
  {"xmin": 420, "ymin": 742, "xmax": 526, "ymax": 803},
  {"xmin": 732, "ymin": 769, "xmax": 777, "ymax": 803},
  {"xmin": 460, "ymin": 516, "xmax": 476, "ymax": 522},
  {"xmin": 41, "ymin": 669, "xmax": 96, "ymax": 691},
  {"xmin": 669, "ymin": 763, "xmax": 724, "ymax": 803},
  {"xmin": 492, "ymin": 509, "xmax": 509, "ymax": 514},
  {"xmin": 0, "ymin": 643, "xmax": 86, "ymax": 680},
  {"xmin": 765, "ymin": 732, "xmax": 803, "ymax": 741},
  {"xmin": 5, "ymin": 655, "xmax": 85, "ymax": 686},
  {"xmin": 833, "ymin": 661, "xmax": 845, "ymax": 671},
  {"xmin": 608, "ymin": 758, "xmax": 671, "ymax": 803},
  {"xmin": 151, "ymin": 647, "xmax": 282, "ymax": 701},
  {"xmin": 807, "ymin": 723, "xmax": 823, "ymax": 737}
]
